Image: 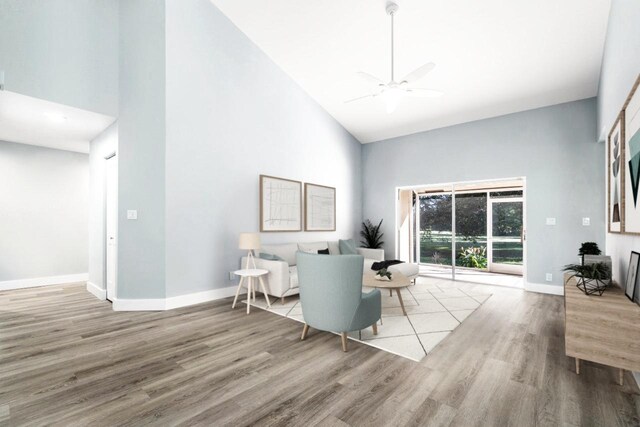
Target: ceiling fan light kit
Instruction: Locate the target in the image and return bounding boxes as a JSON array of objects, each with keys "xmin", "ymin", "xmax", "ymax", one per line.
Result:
[{"xmin": 346, "ymin": 1, "xmax": 443, "ymax": 114}]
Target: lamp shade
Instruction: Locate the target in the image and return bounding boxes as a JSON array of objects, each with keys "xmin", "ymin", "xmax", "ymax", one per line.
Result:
[{"xmin": 239, "ymin": 232, "xmax": 261, "ymax": 250}]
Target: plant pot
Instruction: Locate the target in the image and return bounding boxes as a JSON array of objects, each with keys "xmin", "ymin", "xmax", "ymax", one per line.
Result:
[{"xmin": 575, "ymin": 275, "xmax": 608, "ymax": 296}]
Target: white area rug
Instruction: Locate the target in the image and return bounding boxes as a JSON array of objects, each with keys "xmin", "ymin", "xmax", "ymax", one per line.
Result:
[{"xmin": 245, "ymin": 276, "xmax": 491, "ymax": 362}]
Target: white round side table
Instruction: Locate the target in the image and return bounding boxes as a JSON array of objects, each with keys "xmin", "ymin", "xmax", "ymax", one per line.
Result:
[{"xmin": 232, "ymin": 269, "xmax": 271, "ymax": 314}]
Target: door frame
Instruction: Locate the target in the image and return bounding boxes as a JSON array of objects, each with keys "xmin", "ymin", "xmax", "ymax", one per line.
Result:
[
  {"xmin": 105, "ymin": 152, "xmax": 117, "ymax": 301},
  {"xmin": 396, "ymin": 176, "xmax": 527, "ymax": 285}
]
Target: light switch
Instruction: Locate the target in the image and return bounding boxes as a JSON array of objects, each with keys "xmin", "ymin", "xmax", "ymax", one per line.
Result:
[
  {"xmin": 546, "ymin": 217, "xmax": 556, "ymax": 226},
  {"xmin": 127, "ymin": 210, "xmax": 138, "ymax": 220},
  {"xmin": 582, "ymin": 217, "xmax": 590, "ymax": 226}
]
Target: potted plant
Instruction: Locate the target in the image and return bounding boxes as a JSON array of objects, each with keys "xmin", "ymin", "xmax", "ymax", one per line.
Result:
[
  {"xmin": 578, "ymin": 242, "xmax": 612, "ymax": 275},
  {"xmin": 563, "ymin": 262, "xmax": 611, "ymax": 295},
  {"xmin": 361, "ymin": 219, "xmax": 384, "ymax": 249},
  {"xmin": 375, "ymin": 267, "xmax": 392, "ymax": 281}
]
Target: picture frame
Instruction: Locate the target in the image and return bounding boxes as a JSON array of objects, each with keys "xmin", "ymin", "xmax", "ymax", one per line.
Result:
[
  {"xmin": 608, "ymin": 112, "xmax": 625, "ymax": 233},
  {"xmin": 623, "ymin": 74, "xmax": 640, "ymax": 234},
  {"xmin": 260, "ymin": 175, "xmax": 302, "ymax": 232},
  {"xmin": 625, "ymin": 251, "xmax": 640, "ymax": 301},
  {"xmin": 304, "ymin": 183, "xmax": 336, "ymax": 231}
]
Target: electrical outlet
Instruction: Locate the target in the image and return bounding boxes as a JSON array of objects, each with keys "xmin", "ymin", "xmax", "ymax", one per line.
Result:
[
  {"xmin": 546, "ymin": 273, "xmax": 553, "ymax": 282},
  {"xmin": 582, "ymin": 217, "xmax": 590, "ymax": 226},
  {"xmin": 545, "ymin": 217, "xmax": 556, "ymax": 226},
  {"xmin": 127, "ymin": 210, "xmax": 138, "ymax": 220},
  {"xmin": 229, "ymin": 271, "xmax": 235, "ymax": 281}
]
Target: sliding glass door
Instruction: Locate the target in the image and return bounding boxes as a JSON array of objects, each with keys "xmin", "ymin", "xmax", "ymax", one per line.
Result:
[{"xmin": 414, "ymin": 185, "xmax": 525, "ymax": 279}]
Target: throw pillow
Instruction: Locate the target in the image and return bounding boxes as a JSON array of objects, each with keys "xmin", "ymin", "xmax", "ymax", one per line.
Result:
[
  {"xmin": 339, "ymin": 239, "xmax": 358, "ymax": 255},
  {"xmin": 259, "ymin": 252, "xmax": 285, "ymax": 261},
  {"xmin": 317, "ymin": 248, "xmax": 330, "ymax": 255}
]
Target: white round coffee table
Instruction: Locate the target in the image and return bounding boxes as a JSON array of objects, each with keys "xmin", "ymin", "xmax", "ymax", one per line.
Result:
[{"xmin": 232, "ymin": 269, "xmax": 271, "ymax": 314}]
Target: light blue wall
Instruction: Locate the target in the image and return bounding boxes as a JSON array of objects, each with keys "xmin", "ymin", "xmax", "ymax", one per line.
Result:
[
  {"xmin": 0, "ymin": 141, "xmax": 89, "ymax": 282},
  {"xmin": 598, "ymin": 0, "xmax": 640, "ymax": 284},
  {"xmin": 88, "ymin": 123, "xmax": 118, "ymax": 290},
  {"xmin": 164, "ymin": 1, "xmax": 362, "ymax": 297},
  {"xmin": 362, "ymin": 99, "xmax": 603, "ymax": 288},
  {"xmin": 117, "ymin": 0, "xmax": 166, "ymax": 299},
  {"xmin": 0, "ymin": 0, "xmax": 118, "ymax": 116}
]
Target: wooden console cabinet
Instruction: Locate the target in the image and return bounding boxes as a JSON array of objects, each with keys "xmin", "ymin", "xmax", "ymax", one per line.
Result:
[{"xmin": 564, "ymin": 273, "xmax": 640, "ymax": 385}]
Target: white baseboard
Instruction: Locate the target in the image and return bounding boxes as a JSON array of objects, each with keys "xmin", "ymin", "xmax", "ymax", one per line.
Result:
[
  {"xmin": 525, "ymin": 282, "xmax": 564, "ymax": 296},
  {"xmin": 0, "ymin": 273, "xmax": 88, "ymax": 291},
  {"xmin": 112, "ymin": 285, "xmax": 240, "ymax": 311},
  {"xmin": 86, "ymin": 281, "xmax": 107, "ymax": 300},
  {"xmin": 112, "ymin": 297, "xmax": 166, "ymax": 311},
  {"xmin": 165, "ymin": 286, "xmax": 240, "ymax": 310}
]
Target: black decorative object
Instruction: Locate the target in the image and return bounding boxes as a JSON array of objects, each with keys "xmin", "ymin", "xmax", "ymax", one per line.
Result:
[
  {"xmin": 563, "ymin": 263, "xmax": 611, "ymax": 296},
  {"xmin": 579, "ymin": 242, "xmax": 601, "ymax": 265}
]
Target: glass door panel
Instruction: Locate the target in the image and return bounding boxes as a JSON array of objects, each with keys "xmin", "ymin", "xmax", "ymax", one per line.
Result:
[
  {"xmin": 489, "ymin": 200, "xmax": 523, "ymax": 275},
  {"xmin": 418, "ymin": 194, "xmax": 453, "ymax": 279},
  {"xmin": 455, "ymin": 193, "xmax": 488, "ymax": 270}
]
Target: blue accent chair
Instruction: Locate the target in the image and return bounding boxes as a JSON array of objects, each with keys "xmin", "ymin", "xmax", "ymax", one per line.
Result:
[{"xmin": 296, "ymin": 252, "xmax": 382, "ymax": 351}]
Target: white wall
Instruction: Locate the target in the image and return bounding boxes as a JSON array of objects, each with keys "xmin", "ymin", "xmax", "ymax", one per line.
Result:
[
  {"xmin": 0, "ymin": 141, "xmax": 89, "ymax": 284},
  {"xmin": 362, "ymin": 99, "xmax": 603, "ymax": 290},
  {"xmin": 88, "ymin": 123, "xmax": 118, "ymax": 291},
  {"xmin": 0, "ymin": 0, "xmax": 118, "ymax": 116},
  {"xmin": 598, "ymin": 0, "xmax": 640, "ymax": 285},
  {"xmin": 164, "ymin": 0, "xmax": 362, "ymax": 297},
  {"xmin": 117, "ymin": 0, "xmax": 167, "ymax": 299}
]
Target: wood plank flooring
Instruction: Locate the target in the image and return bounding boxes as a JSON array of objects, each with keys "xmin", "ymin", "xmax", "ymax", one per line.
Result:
[{"xmin": 1, "ymin": 281, "xmax": 639, "ymax": 426}]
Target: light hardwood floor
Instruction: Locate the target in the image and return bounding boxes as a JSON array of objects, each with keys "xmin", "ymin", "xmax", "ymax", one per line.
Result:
[{"xmin": 1, "ymin": 281, "xmax": 639, "ymax": 426}]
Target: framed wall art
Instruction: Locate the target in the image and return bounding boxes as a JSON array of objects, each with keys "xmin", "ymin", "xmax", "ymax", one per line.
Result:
[
  {"xmin": 626, "ymin": 251, "xmax": 640, "ymax": 301},
  {"xmin": 608, "ymin": 112, "xmax": 625, "ymax": 233},
  {"xmin": 304, "ymin": 183, "xmax": 336, "ymax": 231},
  {"xmin": 260, "ymin": 175, "xmax": 302, "ymax": 232},
  {"xmin": 623, "ymin": 74, "xmax": 640, "ymax": 234}
]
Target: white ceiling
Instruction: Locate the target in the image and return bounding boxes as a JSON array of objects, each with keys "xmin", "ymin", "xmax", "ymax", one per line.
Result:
[
  {"xmin": 0, "ymin": 91, "xmax": 115, "ymax": 153},
  {"xmin": 210, "ymin": 0, "xmax": 611, "ymax": 143}
]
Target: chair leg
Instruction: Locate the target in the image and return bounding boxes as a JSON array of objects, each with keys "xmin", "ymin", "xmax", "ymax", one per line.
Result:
[
  {"xmin": 341, "ymin": 332, "xmax": 348, "ymax": 352},
  {"xmin": 372, "ymin": 322, "xmax": 378, "ymax": 335},
  {"xmin": 301, "ymin": 323, "xmax": 310, "ymax": 341},
  {"xmin": 281, "ymin": 297, "xmax": 285, "ymax": 305}
]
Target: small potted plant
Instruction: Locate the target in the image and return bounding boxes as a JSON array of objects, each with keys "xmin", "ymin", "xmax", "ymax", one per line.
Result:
[
  {"xmin": 563, "ymin": 262, "xmax": 611, "ymax": 295},
  {"xmin": 361, "ymin": 219, "xmax": 384, "ymax": 249},
  {"xmin": 375, "ymin": 268, "xmax": 392, "ymax": 281},
  {"xmin": 578, "ymin": 242, "xmax": 612, "ymax": 276}
]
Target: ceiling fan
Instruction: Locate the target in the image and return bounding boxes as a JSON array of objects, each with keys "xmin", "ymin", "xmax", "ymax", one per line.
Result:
[{"xmin": 346, "ymin": 1, "xmax": 442, "ymax": 114}]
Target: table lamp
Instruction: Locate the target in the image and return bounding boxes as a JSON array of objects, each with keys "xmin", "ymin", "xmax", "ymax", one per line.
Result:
[{"xmin": 239, "ymin": 232, "xmax": 261, "ymax": 269}]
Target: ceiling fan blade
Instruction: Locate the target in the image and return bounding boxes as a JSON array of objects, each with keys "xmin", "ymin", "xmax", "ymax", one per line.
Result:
[
  {"xmin": 400, "ymin": 62, "xmax": 436, "ymax": 84},
  {"xmin": 356, "ymin": 71, "xmax": 384, "ymax": 86},
  {"xmin": 344, "ymin": 93, "xmax": 377, "ymax": 104},
  {"xmin": 405, "ymin": 88, "xmax": 443, "ymax": 98}
]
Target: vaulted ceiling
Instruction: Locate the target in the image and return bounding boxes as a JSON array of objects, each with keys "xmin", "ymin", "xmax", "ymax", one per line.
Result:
[{"xmin": 210, "ymin": 0, "xmax": 611, "ymax": 143}]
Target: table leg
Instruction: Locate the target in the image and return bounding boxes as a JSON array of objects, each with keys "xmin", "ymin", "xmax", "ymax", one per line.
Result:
[
  {"xmin": 246, "ymin": 277, "xmax": 252, "ymax": 314},
  {"xmin": 258, "ymin": 276, "xmax": 271, "ymax": 308},
  {"xmin": 619, "ymin": 368, "xmax": 624, "ymax": 386},
  {"xmin": 252, "ymin": 281, "xmax": 256, "ymax": 302},
  {"xmin": 575, "ymin": 358, "xmax": 580, "ymax": 375},
  {"xmin": 396, "ymin": 288, "xmax": 407, "ymax": 316},
  {"xmin": 231, "ymin": 276, "xmax": 245, "ymax": 309}
]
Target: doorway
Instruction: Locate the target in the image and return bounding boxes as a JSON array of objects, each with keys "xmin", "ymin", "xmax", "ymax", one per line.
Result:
[
  {"xmin": 397, "ymin": 178, "xmax": 525, "ymax": 288},
  {"xmin": 105, "ymin": 154, "xmax": 117, "ymax": 301}
]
